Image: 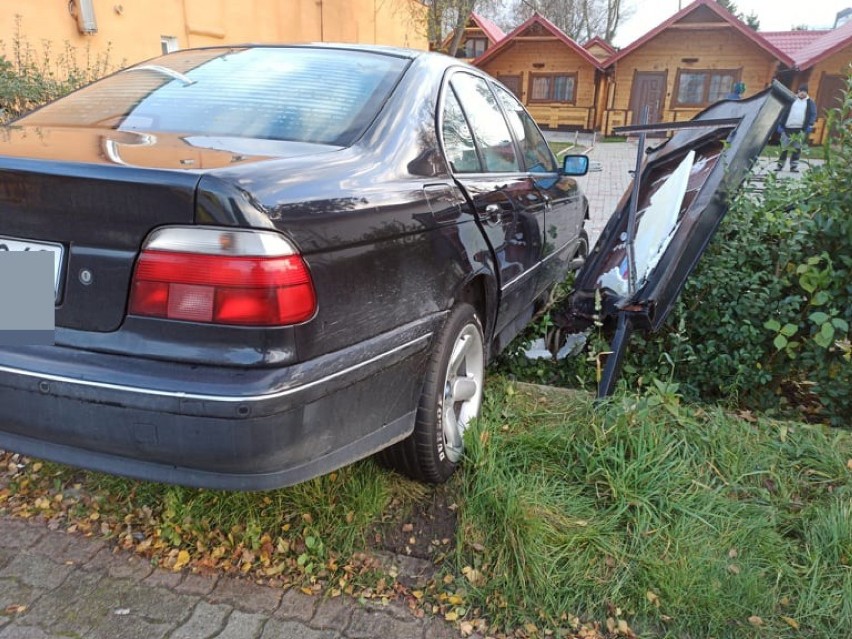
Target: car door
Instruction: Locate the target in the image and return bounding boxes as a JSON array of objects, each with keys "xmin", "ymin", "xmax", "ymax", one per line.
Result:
[
  {"xmin": 491, "ymin": 83, "xmax": 585, "ymax": 297},
  {"xmin": 442, "ymin": 71, "xmax": 545, "ymax": 341}
]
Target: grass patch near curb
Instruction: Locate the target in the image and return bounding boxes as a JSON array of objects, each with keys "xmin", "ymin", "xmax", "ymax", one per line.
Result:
[
  {"xmin": 2, "ymin": 380, "xmax": 849, "ymax": 638},
  {"xmin": 455, "ymin": 379, "xmax": 852, "ymax": 638}
]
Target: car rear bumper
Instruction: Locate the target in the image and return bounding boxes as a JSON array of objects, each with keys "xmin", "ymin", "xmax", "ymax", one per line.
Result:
[{"xmin": 0, "ymin": 316, "xmax": 437, "ymax": 490}]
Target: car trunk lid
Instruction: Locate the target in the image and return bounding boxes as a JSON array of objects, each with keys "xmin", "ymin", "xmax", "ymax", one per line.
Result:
[{"xmin": 0, "ymin": 124, "xmax": 338, "ymax": 333}]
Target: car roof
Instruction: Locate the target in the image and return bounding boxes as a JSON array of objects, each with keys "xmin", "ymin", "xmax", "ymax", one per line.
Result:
[{"xmin": 168, "ymin": 42, "xmax": 429, "ymax": 61}]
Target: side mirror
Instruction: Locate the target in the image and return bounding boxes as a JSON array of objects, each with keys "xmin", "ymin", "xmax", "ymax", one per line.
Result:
[{"xmin": 562, "ymin": 154, "xmax": 589, "ymax": 176}]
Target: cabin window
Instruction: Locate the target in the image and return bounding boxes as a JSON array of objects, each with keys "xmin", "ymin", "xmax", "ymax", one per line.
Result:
[
  {"xmin": 529, "ymin": 73, "xmax": 577, "ymax": 104},
  {"xmin": 497, "ymin": 75, "xmax": 522, "ymax": 100},
  {"xmin": 464, "ymin": 38, "xmax": 488, "ymax": 58},
  {"xmin": 674, "ymin": 69, "xmax": 739, "ymax": 106}
]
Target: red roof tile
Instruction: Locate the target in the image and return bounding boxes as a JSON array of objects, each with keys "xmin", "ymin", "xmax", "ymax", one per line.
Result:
[
  {"xmin": 604, "ymin": 0, "xmax": 794, "ymax": 68},
  {"xmin": 473, "ymin": 13, "xmax": 604, "ymax": 70},
  {"xmin": 470, "ymin": 12, "xmax": 506, "ymax": 45},
  {"xmin": 793, "ymin": 19, "xmax": 852, "ymax": 69},
  {"xmin": 761, "ymin": 30, "xmax": 830, "ymax": 57}
]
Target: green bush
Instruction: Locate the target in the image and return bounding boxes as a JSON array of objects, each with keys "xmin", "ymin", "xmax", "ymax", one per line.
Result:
[
  {"xmin": 0, "ymin": 17, "xmax": 118, "ymax": 122},
  {"xmin": 623, "ymin": 75, "xmax": 851, "ymax": 426},
  {"xmin": 498, "ymin": 74, "xmax": 852, "ymax": 426}
]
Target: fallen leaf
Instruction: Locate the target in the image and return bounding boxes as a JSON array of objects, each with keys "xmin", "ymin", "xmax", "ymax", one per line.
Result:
[
  {"xmin": 748, "ymin": 615, "xmax": 763, "ymax": 626},
  {"xmin": 728, "ymin": 548, "xmax": 738, "ymax": 559},
  {"xmin": 3, "ymin": 605, "xmax": 26, "ymax": 615},
  {"xmin": 847, "ymin": 459, "xmax": 852, "ymax": 471},
  {"xmin": 462, "ymin": 566, "xmax": 483, "ymax": 586},
  {"xmin": 173, "ymin": 549, "xmax": 190, "ymax": 571},
  {"xmin": 781, "ymin": 616, "xmax": 799, "ymax": 630},
  {"xmin": 459, "ymin": 621, "xmax": 474, "ymax": 636},
  {"xmin": 444, "ymin": 611, "xmax": 459, "ymax": 622},
  {"xmin": 646, "ymin": 591, "xmax": 659, "ymax": 607},
  {"xmin": 114, "ymin": 608, "xmax": 130, "ymax": 616},
  {"xmin": 728, "ymin": 564, "xmax": 741, "ymax": 575},
  {"xmin": 402, "ymin": 523, "xmax": 414, "ymax": 533}
]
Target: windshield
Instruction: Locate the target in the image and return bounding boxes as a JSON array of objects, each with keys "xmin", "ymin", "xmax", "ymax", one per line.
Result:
[{"xmin": 20, "ymin": 47, "xmax": 409, "ymax": 147}]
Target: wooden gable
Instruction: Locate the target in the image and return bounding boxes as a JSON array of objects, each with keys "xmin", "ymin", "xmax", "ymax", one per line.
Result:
[
  {"xmin": 474, "ymin": 15, "xmax": 603, "ymax": 130},
  {"xmin": 674, "ymin": 4, "xmax": 726, "ymax": 25},
  {"xmin": 601, "ymin": 0, "xmax": 790, "ymax": 134}
]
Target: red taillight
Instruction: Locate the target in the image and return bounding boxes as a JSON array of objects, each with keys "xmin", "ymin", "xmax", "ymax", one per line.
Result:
[{"xmin": 129, "ymin": 229, "xmax": 316, "ymax": 326}]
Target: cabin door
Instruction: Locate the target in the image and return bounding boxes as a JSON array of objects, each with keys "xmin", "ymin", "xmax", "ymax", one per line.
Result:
[
  {"xmin": 630, "ymin": 72, "xmax": 667, "ymax": 126},
  {"xmin": 817, "ymin": 74, "xmax": 845, "ymax": 140}
]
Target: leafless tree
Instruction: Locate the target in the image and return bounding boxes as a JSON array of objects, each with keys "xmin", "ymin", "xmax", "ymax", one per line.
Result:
[
  {"xmin": 506, "ymin": 0, "xmax": 632, "ymax": 43},
  {"xmin": 418, "ymin": 0, "xmax": 504, "ymax": 55}
]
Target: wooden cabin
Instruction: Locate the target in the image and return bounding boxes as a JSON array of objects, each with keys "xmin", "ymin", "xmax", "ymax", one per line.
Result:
[
  {"xmin": 791, "ymin": 21, "xmax": 852, "ymax": 143},
  {"xmin": 600, "ymin": 0, "xmax": 793, "ymax": 135},
  {"xmin": 474, "ymin": 14, "xmax": 603, "ymax": 130},
  {"xmin": 440, "ymin": 12, "xmax": 505, "ymax": 61}
]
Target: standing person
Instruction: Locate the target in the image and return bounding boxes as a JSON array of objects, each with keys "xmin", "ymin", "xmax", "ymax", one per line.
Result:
[
  {"xmin": 725, "ymin": 82, "xmax": 746, "ymax": 100},
  {"xmin": 776, "ymin": 84, "xmax": 817, "ymax": 172}
]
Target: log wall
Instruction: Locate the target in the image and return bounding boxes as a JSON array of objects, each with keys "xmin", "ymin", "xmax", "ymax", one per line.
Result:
[
  {"xmin": 603, "ymin": 27, "xmax": 779, "ymax": 135},
  {"xmin": 479, "ymin": 40, "xmax": 598, "ymax": 129}
]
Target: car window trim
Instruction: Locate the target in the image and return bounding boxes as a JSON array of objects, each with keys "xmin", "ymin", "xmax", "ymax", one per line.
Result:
[
  {"xmin": 437, "ymin": 79, "xmax": 486, "ymax": 173},
  {"xmin": 489, "ymin": 79, "xmax": 560, "ymax": 175},
  {"xmin": 437, "ymin": 68, "xmax": 560, "ymax": 179},
  {"xmin": 442, "ymin": 69, "xmax": 524, "ymax": 175}
]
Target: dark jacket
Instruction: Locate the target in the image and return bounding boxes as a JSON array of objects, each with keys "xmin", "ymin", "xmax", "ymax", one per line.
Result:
[{"xmin": 778, "ymin": 97, "xmax": 817, "ymax": 133}]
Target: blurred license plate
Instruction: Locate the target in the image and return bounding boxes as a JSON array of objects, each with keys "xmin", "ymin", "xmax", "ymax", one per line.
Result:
[{"xmin": 0, "ymin": 235, "xmax": 64, "ymax": 297}]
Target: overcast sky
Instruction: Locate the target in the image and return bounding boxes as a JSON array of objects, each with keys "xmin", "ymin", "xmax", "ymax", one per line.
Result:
[{"xmin": 614, "ymin": 0, "xmax": 851, "ymax": 46}]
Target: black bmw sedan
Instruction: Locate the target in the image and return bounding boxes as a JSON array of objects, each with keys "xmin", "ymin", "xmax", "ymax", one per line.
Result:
[{"xmin": 0, "ymin": 45, "xmax": 589, "ymax": 490}]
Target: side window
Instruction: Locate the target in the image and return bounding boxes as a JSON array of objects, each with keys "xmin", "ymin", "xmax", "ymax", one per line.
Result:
[
  {"xmin": 441, "ymin": 87, "xmax": 481, "ymax": 173},
  {"xmin": 493, "ymin": 84, "xmax": 557, "ymax": 173},
  {"xmin": 450, "ymin": 73, "xmax": 521, "ymax": 173}
]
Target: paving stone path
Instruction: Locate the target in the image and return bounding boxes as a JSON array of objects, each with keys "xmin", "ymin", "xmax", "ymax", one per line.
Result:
[{"xmin": 0, "ymin": 517, "xmax": 457, "ymax": 639}]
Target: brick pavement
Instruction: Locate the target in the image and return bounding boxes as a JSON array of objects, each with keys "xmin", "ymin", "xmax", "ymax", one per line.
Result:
[{"xmin": 0, "ymin": 516, "xmax": 458, "ymax": 639}]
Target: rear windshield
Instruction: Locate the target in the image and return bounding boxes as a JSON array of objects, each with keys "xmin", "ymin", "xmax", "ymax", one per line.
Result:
[{"xmin": 20, "ymin": 47, "xmax": 409, "ymax": 147}]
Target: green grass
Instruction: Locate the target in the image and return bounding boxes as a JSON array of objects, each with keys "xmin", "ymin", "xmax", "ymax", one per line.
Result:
[
  {"xmin": 548, "ymin": 141, "xmax": 588, "ymax": 157},
  {"xmin": 455, "ymin": 379, "xmax": 852, "ymax": 638},
  {"xmin": 3, "ymin": 380, "xmax": 849, "ymax": 637}
]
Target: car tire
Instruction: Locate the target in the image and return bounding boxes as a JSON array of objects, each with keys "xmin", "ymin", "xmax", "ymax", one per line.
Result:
[{"xmin": 379, "ymin": 303, "xmax": 485, "ymax": 483}]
